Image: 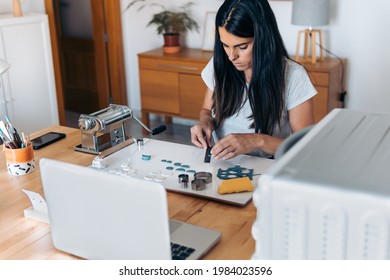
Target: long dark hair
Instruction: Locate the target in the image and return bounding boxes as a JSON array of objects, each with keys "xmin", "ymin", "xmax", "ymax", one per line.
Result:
[{"xmin": 213, "ymin": 0, "xmax": 288, "ymax": 135}]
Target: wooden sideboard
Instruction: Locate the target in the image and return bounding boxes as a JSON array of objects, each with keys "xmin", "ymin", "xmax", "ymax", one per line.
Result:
[
  {"xmin": 300, "ymin": 57, "xmax": 345, "ymax": 123},
  {"xmin": 138, "ymin": 48, "xmax": 345, "ymax": 125},
  {"xmin": 138, "ymin": 48, "xmax": 213, "ymax": 127}
]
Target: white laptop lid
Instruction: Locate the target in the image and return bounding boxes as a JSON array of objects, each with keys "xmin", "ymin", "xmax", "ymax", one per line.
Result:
[
  {"xmin": 40, "ymin": 158, "xmax": 172, "ymax": 260},
  {"xmin": 40, "ymin": 158, "xmax": 221, "ymax": 260}
]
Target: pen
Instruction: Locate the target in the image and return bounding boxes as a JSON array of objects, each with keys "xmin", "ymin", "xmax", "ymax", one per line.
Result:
[
  {"xmin": 0, "ymin": 129, "xmax": 17, "ymax": 149},
  {"xmin": 0, "ymin": 129, "xmax": 7, "ymax": 143},
  {"xmin": 21, "ymin": 132, "xmax": 28, "ymax": 147},
  {"xmin": 5, "ymin": 116, "xmax": 22, "ymax": 147},
  {"xmin": 0, "ymin": 121, "xmax": 12, "ymax": 140}
]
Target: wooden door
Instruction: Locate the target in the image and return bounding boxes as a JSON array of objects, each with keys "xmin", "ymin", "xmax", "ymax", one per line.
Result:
[{"xmin": 44, "ymin": 0, "xmax": 127, "ymax": 124}]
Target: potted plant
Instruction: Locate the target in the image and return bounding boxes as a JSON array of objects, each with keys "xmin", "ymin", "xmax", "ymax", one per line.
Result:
[{"xmin": 125, "ymin": 1, "xmax": 199, "ymax": 53}]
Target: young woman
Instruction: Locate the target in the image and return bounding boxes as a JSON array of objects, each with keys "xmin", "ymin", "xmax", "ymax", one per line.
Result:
[{"xmin": 190, "ymin": 0, "xmax": 317, "ymax": 159}]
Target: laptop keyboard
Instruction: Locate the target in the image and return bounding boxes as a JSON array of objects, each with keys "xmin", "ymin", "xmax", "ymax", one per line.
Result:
[{"xmin": 171, "ymin": 242, "xmax": 195, "ymax": 260}]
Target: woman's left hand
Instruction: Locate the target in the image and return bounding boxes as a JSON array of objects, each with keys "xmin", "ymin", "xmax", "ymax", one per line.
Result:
[
  {"xmin": 211, "ymin": 133, "xmax": 284, "ymax": 160},
  {"xmin": 211, "ymin": 133, "xmax": 260, "ymax": 160}
]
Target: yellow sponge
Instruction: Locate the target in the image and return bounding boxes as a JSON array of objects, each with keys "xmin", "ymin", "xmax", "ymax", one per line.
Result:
[{"xmin": 217, "ymin": 177, "xmax": 254, "ymax": 195}]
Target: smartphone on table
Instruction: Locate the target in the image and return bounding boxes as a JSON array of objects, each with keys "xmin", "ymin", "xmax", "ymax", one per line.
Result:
[{"xmin": 30, "ymin": 132, "xmax": 66, "ymax": 150}]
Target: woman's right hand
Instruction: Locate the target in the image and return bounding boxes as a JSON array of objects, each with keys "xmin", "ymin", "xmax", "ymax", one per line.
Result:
[
  {"xmin": 190, "ymin": 117, "xmax": 214, "ymax": 149},
  {"xmin": 191, "ymin": 88, "xmax": 214, "ymax": 149}
]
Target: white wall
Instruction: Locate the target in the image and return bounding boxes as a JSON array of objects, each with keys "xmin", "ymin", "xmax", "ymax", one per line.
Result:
[
  {"xmin": 120, "ymin": 0, "xmax": 390, "ymax": 115},
  {"xmin": 120, "ymin": 0, "xmax": 223, "ymax": 114},
  {"xmin": 2, "ymin": 0, "xmax": 390, "ymax": 115},
  {"xmin": 0, "ymin": 0, "xmax": 45, "ymax": 14},
  {"xmin": 271, "ymin": 0, "xmax": 390, "ymax": 114}
]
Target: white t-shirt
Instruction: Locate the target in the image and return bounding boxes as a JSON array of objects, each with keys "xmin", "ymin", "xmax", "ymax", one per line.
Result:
[{"xmin": 201, "ymin": 58, "xmax": 317, "ymax": 158}]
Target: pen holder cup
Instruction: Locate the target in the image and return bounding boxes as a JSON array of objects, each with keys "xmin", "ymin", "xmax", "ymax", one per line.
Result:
[{"xmin": 3, "ymin": 144, "xmax": 36, "ymax": 176}]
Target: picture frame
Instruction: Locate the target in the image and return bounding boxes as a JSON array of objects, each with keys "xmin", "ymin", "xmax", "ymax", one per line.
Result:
[{"xmin": 202, "ymin": 11, "xmax": 217, "ymax": 51}]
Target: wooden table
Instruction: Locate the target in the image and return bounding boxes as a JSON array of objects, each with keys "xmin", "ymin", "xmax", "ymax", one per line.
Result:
[{"xmin": 0, "ymin": 126, "xmax": 268, "ymax": 260}]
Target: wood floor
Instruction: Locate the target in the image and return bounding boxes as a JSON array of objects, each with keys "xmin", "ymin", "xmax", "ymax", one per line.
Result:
[{"xmin": 65, "ymin": 110, "xmax": 193, "ymax": 146}]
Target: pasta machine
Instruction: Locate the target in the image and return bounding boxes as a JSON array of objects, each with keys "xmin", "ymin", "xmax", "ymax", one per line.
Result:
[{"xmin": 74, "ymin": 104, "xmax": 166, "ymax": 155}]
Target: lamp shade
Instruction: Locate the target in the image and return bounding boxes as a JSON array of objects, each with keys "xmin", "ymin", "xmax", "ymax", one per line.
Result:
[
  {"xmin": 292, "ymin": 0, "xmax": 330, "ymax": 27},
  {"xmin": 0, "ymin": 58, "xmax": 11, "ymax": 75}
]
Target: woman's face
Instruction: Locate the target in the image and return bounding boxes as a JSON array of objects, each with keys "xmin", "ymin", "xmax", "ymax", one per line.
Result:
[{"xmin": 219, "ymin": 27, "xmax": 254, "ymax": 74}]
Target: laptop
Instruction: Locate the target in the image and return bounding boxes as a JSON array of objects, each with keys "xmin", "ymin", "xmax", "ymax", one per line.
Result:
[{"xmin": 40, "ymin": 158, "xmax": 221, "ymax": 260}]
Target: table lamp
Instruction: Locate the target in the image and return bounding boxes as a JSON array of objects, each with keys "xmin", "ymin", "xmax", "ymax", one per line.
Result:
[{"xmin": 292, "ymin": 0, "xmax": 330, "ymax": 64}]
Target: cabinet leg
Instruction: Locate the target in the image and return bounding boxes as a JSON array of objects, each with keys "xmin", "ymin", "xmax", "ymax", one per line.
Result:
[{"xmin": 165, "ymin": 116, "xmax": 172, "ymax": 124}]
